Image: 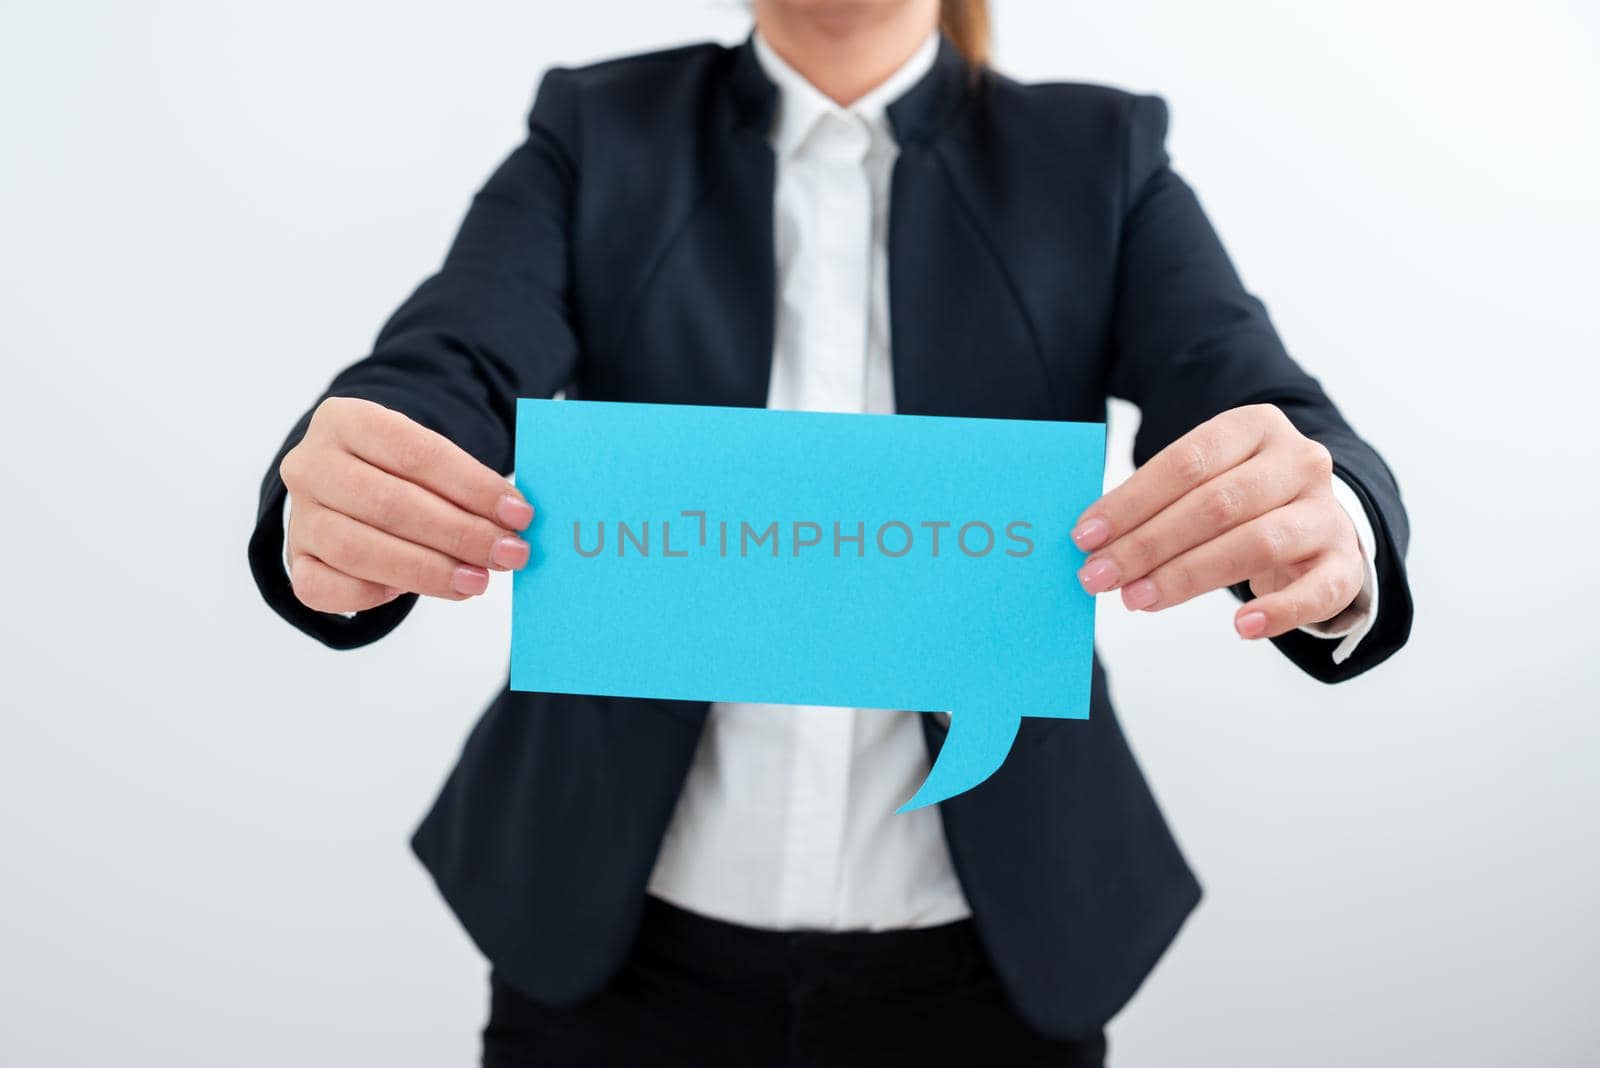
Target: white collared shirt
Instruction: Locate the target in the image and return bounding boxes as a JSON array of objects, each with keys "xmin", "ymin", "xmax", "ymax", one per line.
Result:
[
  {"xmin": 645, "ymin": 31, "xmax": 973, "ymax": 931},
  {"xmin": 644, "ymin": 32, "xmax": 1381, "ymax": 931}
]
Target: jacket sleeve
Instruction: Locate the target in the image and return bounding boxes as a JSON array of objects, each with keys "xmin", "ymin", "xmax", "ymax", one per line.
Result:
[
  {"xmin": 247, "ymin": 70, "xmax": 583, "ymax": 649},
  {"xmin": 1105, "ymin": 93, "xmax": 1413, "ymax": 682}
]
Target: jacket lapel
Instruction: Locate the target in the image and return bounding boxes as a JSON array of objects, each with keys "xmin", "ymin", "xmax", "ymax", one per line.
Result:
[
  {"xmin": 693, "ymin": 40, "xmax": 780, "ymax": 408},
  {"xmin": 886, "ymin": 42, "xmax": 1056, "ymax": 421}
]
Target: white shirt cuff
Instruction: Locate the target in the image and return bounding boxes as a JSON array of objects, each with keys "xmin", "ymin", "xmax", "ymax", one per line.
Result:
[
  {"xmin": 1297, "ymin": 473, "xmax": 1380, "ymax": 665},
  {"xmin": 281, "ymin": 493, "xmax": 295, "ymax": 576}
]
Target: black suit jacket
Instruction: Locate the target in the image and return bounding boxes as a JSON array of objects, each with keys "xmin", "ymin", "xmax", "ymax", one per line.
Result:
[{"xmin": 248, "ymin": 36, "xmax": 1413, "ymax": 1037}]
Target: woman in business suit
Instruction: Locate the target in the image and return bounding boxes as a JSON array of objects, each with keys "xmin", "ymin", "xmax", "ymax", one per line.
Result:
[{"xmin": 250, "ymin": 0, "xmax": 1412, "ymax": 1063}]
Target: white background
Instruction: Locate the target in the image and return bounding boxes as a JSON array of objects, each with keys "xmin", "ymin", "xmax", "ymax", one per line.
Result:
[{"xmin": 3, "ymin": 2, "xmax": 1597, "ymax": 1064}]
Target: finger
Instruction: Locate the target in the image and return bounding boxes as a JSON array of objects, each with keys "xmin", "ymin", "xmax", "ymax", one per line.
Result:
[
  {"xmin": 288, "ymin": 553, "xmax": 405, "ymax": 614},
  {"xmin": 308, "ymin": 453, "xmax": 530, "ymax": 572},
  {"xmin": 335, "ymin": 403, "xmax": 532, "ymax": 529},
  {"xmin": 1234, "ymin": 556, "xmax": 1365, "ymax": 640},
  {"xmin": 1077, "ymin": 453, "xmax": 1302, "ymax": 595},
  {"xmin": 1115, "ymin": 496, "xmax": 1340, "ymax": 612},
  {"xmin": 1072, "ymin": 405, "xmax": 1285, "ymax": 554},
  {"xmin": 297, "ymin": 506, "xmax": 490, "ymax": 600}
]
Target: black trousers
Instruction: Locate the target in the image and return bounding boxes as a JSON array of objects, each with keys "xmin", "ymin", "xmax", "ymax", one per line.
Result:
[{"xmin": 483, "ymin": 896, "xmax": 1107, "ymax": 1067}]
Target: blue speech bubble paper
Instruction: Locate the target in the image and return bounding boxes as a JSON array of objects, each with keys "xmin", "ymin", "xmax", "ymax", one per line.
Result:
[{"xmin": 511, "ymin": 399, "xmax": 1105, "ymax": 811}]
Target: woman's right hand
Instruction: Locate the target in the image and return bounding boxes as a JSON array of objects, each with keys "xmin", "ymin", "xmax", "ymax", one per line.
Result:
[{"xmin": 279, "ymin": 397, "xmax": 534, "ymax": 614}]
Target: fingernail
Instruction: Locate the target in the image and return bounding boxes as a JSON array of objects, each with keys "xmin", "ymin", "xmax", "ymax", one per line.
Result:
[
  {"xmin": 496, "ymin": 495, "xmax": 535, "ymax": 531},
  {"xmin": 1122, "ymin": 579, "xmax": 1159, "ymax": 611},
  {"xmin": 1236, "ymin": 611, "xmax": 1268, "ymax": 639},
  {"xmin": 1078, "ymin": 557, "xmax": 1120, "ymax": 594},
  {"xmin": 1072, "ymin": 517, "xmax": 1111, "ymax": 551},
  {"xmin": 452, "ymin": 566, "xmax": 489, "ymax": 596},
  {"xmin": 490, "ymin": 536, "xmax": 530, "ymax": 571}
]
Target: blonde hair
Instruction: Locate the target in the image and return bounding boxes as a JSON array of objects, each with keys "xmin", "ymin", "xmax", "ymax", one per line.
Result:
[{"xmin": 940, "ymin": 0, "xmax": 991, "ymax": 67}]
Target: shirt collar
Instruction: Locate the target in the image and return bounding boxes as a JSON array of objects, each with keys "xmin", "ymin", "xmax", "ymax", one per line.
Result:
[{"xmin": 752, "ymin": 30, "xmax": 941, "ymax": 158}]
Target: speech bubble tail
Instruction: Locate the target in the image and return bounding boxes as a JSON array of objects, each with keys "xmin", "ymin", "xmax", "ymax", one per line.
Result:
[{"xmin": 897, "ymin": 710, "xmax": 1023, "ymax": 813}]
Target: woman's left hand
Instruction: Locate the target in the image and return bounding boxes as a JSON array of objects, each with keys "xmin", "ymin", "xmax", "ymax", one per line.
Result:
[{"xmin": 1070, "ymin": 404, "xmax": 1365, "ymax": 641}]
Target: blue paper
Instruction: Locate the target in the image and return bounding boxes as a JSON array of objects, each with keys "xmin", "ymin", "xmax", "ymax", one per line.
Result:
[{"xmin": 511, "ymin": 399, "xmax": 1105, "ymax": 811}]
